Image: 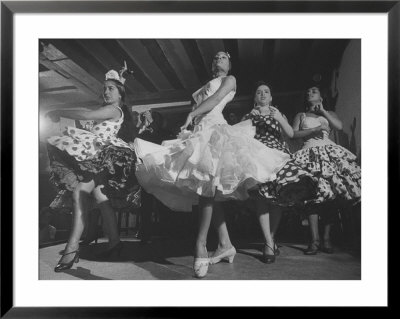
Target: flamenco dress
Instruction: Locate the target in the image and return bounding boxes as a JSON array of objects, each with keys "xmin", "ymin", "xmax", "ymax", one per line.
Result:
[
  {"xmin": 47, "ymin": 106, "xmax": 141, "ymax": 210},
  {"xmin": 134, "ymin": 76, "xmax": 291, "ymax": 212},
  {"xmin": 293, "ymin": 114, "xmax": 361, "ymax": 205},
  {"xmin": 242, "ymin": 112, "xmax": 317, "ymax": 205}
]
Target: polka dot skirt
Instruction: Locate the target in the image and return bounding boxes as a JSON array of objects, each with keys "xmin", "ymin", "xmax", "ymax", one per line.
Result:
[
  {"xmin": 243, "ymin": 113, "xmax": 317, "ymax": 205},
  {"xmin": 293, "ymin": 144, "xmax": 361, "ymax": 204},
  {"xmin": 47, "ymin": 114, "xmax": 141, "ymax": 209}
]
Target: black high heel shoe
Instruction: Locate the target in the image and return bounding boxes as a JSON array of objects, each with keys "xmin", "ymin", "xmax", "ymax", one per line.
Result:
[
  {"xmin": 54, "ymin": 249, "xmax": 80, "ymax": 272},
  {"xmin": 320, "ymin": 240, "xmax": 334, "ymax": 254},
  {"xmin": 96, "ymin": 241, "xmax": 123, "ymax": 261},
  {"xmin": 304, "ymin": 241, "xmax": 320, "ymax": 255},
  {"xmin": 274, "ymin": 242, "xmax": 280, "ymax": 256},
  {"xmin": 262, "ymin": 243, "xmax": 276, "ymax": 264}
]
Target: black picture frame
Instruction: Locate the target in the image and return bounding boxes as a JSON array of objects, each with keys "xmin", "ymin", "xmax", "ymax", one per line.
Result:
[{"xmin": 1, "ymin": 0, "xmax": 396, "ymax": 317}]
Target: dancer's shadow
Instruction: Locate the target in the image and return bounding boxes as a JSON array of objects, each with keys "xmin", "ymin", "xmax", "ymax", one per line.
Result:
[
  {"xmin": 76, "ymin": 240, "xmax": 192, "ymax": 263},
  {"xmin": 57, "ymin": 239, "xmax": 197, "ymax": 279},
  {"xmin": 62, "ymin": 267, "xmax": 111, "ymax": 280}
]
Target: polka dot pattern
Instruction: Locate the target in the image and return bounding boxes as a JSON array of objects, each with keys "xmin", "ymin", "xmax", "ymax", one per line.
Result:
[
  {"xmin": 47, "ymin": 107, "xmax": 129, "ymax": 161},
  {"xmin": 243, "ymin": 112, "xmax": 317, "ymax": 206},
  {"xmin": 293, "ymin": 144, "xmax": 361, "ymax": 204},
  {"xmin": 47, "ymin": 106, "xmax": 141, "ymax": 209}
]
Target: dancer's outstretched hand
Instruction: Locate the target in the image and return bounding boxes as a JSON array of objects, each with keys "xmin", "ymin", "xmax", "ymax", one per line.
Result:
[{"xmin": 180, "ymin": 113, "xmax": 194, "ymax": 131}]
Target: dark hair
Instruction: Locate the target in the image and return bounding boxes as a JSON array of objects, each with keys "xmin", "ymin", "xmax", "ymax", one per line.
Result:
[
  {"xmin": 104, "ymin": 79, "xmax": 126, "ymax": 104},
  {"xmin": 252, "ymin": 81, "xmax": 277, "ymax": 110},
  {"xmin": 304, "ymin": 85, "xmax": 331, "ymax": 111},
  {"xmin": 150, "ymin": 111, "xmax": 163, "ymax": 129},
  {"xmin": 253, "ymin": 81, "xmax": 273, "ymax": 97},
  {"xmin": 117, "ymin": 105, "xmax": 137, "ymax": 143}
]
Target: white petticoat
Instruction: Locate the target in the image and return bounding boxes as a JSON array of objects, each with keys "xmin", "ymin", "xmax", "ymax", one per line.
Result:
[{"xmin": 134, "ymin": 118, "xmax": 290, "ymax": 212}]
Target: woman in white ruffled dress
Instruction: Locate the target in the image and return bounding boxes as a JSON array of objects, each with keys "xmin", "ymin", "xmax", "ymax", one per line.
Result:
[{"xmin": 134, "ymin": 52, "xmax": 291, "ymax": 278}]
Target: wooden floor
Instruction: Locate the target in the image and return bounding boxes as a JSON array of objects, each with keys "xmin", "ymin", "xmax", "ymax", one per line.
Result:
[{"xmin": 39, "ymin": 237, "xmax": 361, "ymax": 280}]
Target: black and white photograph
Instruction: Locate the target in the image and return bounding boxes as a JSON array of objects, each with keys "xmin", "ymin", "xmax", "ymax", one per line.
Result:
[
  {"xmin": 2, "ymin": 2, "xmax": 393, "ymax": 312},
  {"xmin": 38, "ymin": 38, "xmax": 362, "ymax": 280}
]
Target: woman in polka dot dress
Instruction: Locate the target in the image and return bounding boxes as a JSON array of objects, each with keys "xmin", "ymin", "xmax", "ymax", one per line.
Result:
[
  {"xmin": 241, "ymin": 81, "xmax": 317, "ymax": 263},
  {"xmin": 292, "ymin": 86, "xmax": 361, "ymax": 255},
  {"xmin": 46, "ymin": 67, "xmax": 139, "ymax": 272}
]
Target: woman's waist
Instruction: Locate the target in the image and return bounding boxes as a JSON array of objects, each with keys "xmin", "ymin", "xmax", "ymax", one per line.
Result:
[
  {"xmin": 194, "ymin": 111, "xmax": 227, "ymax": 126},
  {"xmin": 302, "ymin": 136, "xmax": 335, "ymax": 148}
]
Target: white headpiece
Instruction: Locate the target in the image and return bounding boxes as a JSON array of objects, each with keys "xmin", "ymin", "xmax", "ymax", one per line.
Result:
[
  {"xmin": 105, "ymin": 69, "xmax": 125, "ymax": 85},
  {"xmin": 105, "ymin": 61, "xmax": 132, "ymax": 85}
]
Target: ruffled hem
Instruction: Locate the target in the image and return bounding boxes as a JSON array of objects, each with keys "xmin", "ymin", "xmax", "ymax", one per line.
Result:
[
  {"xmin": 293, "ymin": 144, "xmax": 361, "ymax": 204},
  {"xmin": 47, "ymin": 143, "xmax": 141, "ymax": 208},
  {"xmin": 47, "ymin": 127, "xmax": 132, "ymax": 162},
  {"xmin": 135, "ymin": 120, "xmax": 291, "ymax": 212},
  {"xmin": 258, "ymin": 160, "xmax": 317, "ymax": 206}
]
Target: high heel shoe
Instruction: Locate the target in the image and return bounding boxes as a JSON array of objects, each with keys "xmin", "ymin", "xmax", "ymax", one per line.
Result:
[
  {"xmin": 320, "ymin": 240, "xmax": 334, "ymax": 254},
  {"xmin": 193, "ymin": 247, "xmax": 210, "ymax": 278},
  {"xmin": 96, "ymin": 241, "xmax": 123, "ymax": 261},
  {"xmin": 193, "ymin": 257, "xmax": 210, "ymax": 278},
  {"xmin": 209, "ymin": 246, "xmax": 236, "ymax": 265},
  {"xmin": 262, "ymin": 243, "xmax": 276, "ymax": 264},
  {"xmin": 274, "ymin": 242, "xmax": 280, "ymax": 256},
  {"xmin": 304, "ymin": 241, "xmax": 320, "ymax": 255},
  {"xmin": 54, "ymin": 249, "xmax": 80, "ymax": 272}
]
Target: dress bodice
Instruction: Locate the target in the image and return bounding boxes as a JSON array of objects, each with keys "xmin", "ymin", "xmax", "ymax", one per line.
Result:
[
  {"xmin": 243, "ymin": 112, "xmax": 289, "ymax": 154},
  {"xmin": 299, "ymin": 113, "xmax": 335, "ymax": 148},
  {"xmin": 300, "ymin": 114, "xmax": 329, "ymax": 130},
  {"xmin": 192, "ymin": 76, "xmax": 235, "ymax": 126},
  {"xmin": 90, "ymin": 106, "xmax": 124, "ymax": 139}
]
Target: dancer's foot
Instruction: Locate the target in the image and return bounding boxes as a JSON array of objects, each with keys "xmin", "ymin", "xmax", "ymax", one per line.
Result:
[
  {"xmin": 55, "ymin": 243, "xmax": 80, "ymax": 272},
  {"xmin": 304, "ymin": 240, "xmax": 320, "ymax": 255},
  {"xmin": 321, "ymin": 239, "xmax": 334, "ymax": 254},
  {"xmin": 194, "ymin": 242, "xmax": 209, "ymax": 259},
  {"xmin": 209, "ymin": 245, "xmax": 236, "ymax": 264},
  {"xmin": 193, "ymin": 242, "xmax": 209, "ymax": 278},
  {"xmin": 261, "ymin": 242, "xmax": 276, "ymax": 264}
]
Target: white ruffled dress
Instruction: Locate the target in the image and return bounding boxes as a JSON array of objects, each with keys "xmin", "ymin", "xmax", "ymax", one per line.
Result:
[{"xmin": 134, "ymin": 76, "xmax": 291, "ymax": 212}]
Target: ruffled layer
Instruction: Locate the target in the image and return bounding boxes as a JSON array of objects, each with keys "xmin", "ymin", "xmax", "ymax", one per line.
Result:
[
  {"xmin": 47, "ymin": 126, "xmax": 131, "ymax": 162},
  {"xmin": 293, "ymin": 144, "xmax": 361, "ymax": 204},
  {"xmin": 258, "ymin": 160, "xmax": 317, "ymax": 206},
  {"xmin": 47, "ymin": 144, "xmax": 141, "ymax": 209},
  {"xmin": 135, "ymin": 120, "xmax": 290, "ymax": 212}
]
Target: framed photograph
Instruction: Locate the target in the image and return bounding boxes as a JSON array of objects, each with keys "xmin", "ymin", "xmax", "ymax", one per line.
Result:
[{"xmin": 1, "ymin": 0, "xmax": 396, "ymax": 316}]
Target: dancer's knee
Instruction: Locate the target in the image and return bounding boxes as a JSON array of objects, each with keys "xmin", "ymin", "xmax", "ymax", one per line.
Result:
[{"xmin": 92, "ymin": 185, "xmax": 109, "ymax": 204}]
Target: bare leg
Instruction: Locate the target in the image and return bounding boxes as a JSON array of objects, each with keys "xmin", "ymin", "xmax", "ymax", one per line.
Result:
[
  {"xmin": 308, "ymin": 214, "xmax": 320, "ymax": 244},
  {"xmin": 211, "ymin": 202, "xmax": 233, "ymax": 256},
  {"xmin": 269, "ymin": 204, "xmax": 283, "ymax": 242},
  {"xmin": 195, "ymin": 196, "xmax": 214, "ymax": 259},
  {"xmin": 323, "ymin": 224, "xmax": 332, "ymax": 243},
  {"xmin": 92, "ymin": 185, "xmax": 120, "ymax": 249},
  {"xmin": 303, "ymin": 212, "xmax": 321, "ymax": 255},
  {"xmin": 256, "ymin": 199, "xmax": 275, "ymax": 256},
  {"xmin": 61, "ymin": 181, "xmax": 95, "ymax": 263}
]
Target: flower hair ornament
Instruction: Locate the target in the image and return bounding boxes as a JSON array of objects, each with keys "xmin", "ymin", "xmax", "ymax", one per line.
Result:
[
  {"xmin": 225, "ymin": 52, "xmax": 231, "ymax": 59},
  {"xmin": 105, "ymin": 61, "xmax": 133, "ymax": 85}
]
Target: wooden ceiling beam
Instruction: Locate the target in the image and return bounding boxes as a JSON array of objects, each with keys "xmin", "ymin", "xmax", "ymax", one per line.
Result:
[
  {"xmin": 140, "ymin": 39, "xmax": 185, "ymax": 90},
  {"xmin": 100, "ymin": 39, "xmax": 157, "ymax": 93},
  {"xmin": 181, "ymin": 39, "xmax": 209, "ymax": 84},
  {"xmin": 39, "ymin": 48, "xmax": 102, "ymax": 100},
  {"xmin": 74, "ymin": 39, "xmax": 142, "ymax": 95},
  {"xmin": 117, "ymin": 39, "xmax": 172, "ymax": 91}
]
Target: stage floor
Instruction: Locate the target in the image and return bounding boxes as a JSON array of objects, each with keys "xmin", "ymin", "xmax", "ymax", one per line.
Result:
[{"xmin": 39, "ymin": 237, "xmax": 361, "ymax": 280}]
